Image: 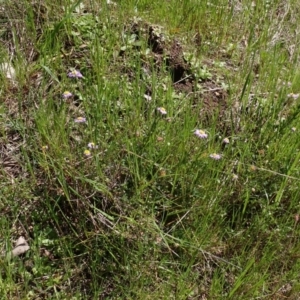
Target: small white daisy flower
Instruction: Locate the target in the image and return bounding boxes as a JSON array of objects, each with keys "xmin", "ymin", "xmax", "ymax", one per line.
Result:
[{"xmin": 87, "ymin": 142, "xmax": 98, "ymax": 149}]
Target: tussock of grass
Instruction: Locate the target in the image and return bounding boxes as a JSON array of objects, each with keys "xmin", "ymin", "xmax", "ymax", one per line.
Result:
[{"xmin": 1, "ymin": 0, "xmax": 300, "ymax": 298}]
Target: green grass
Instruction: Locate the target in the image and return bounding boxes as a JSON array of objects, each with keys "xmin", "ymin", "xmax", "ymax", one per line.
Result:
[{"xmin": 1, "ymin": 0, "xmax": 300, "ymax": 298}]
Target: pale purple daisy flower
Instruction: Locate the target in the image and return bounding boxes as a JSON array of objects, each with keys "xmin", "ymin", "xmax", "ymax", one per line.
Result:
[
  {"xmin": 194, "ymin": 129, "xmax": 208, "ymax": 139},
  {"xmin": 223, "ymin": 137, "xmax": 230, "ymax": 144},
  {"xmin": 74, "ymin": 117, "xmax": 87, "ymax": 123},
  {"xmin": 287, "ymin": 93, "xmax": 300, "ymax": 100},
  {"xmin": 62, "ymin": 91, "xmax": 73, "ymax": 99},
  {"xmin": 157, "ymin": 107, "xmax": 167, "ymax": 115},
  {"xmin": 87, "ymin": 142, "xmax": 98, "ymax": 149},
  {"xmin": 209, "ymin": 153, "xmax": 222, "ymax": 160},
  {"xmin": 68, "ymin": 70, "xmax": 83, "ymax": 79}
]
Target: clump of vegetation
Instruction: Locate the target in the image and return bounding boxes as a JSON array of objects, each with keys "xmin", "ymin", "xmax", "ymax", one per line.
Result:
[{"xmin": 1, "ymin": 0, "xmax": 300, "ymax": 298}]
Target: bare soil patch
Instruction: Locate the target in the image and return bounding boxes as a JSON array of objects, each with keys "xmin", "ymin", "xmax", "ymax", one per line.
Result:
[{"xmin": 122, "ymin": 19, "xmax": 230, "ymax": 129}]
